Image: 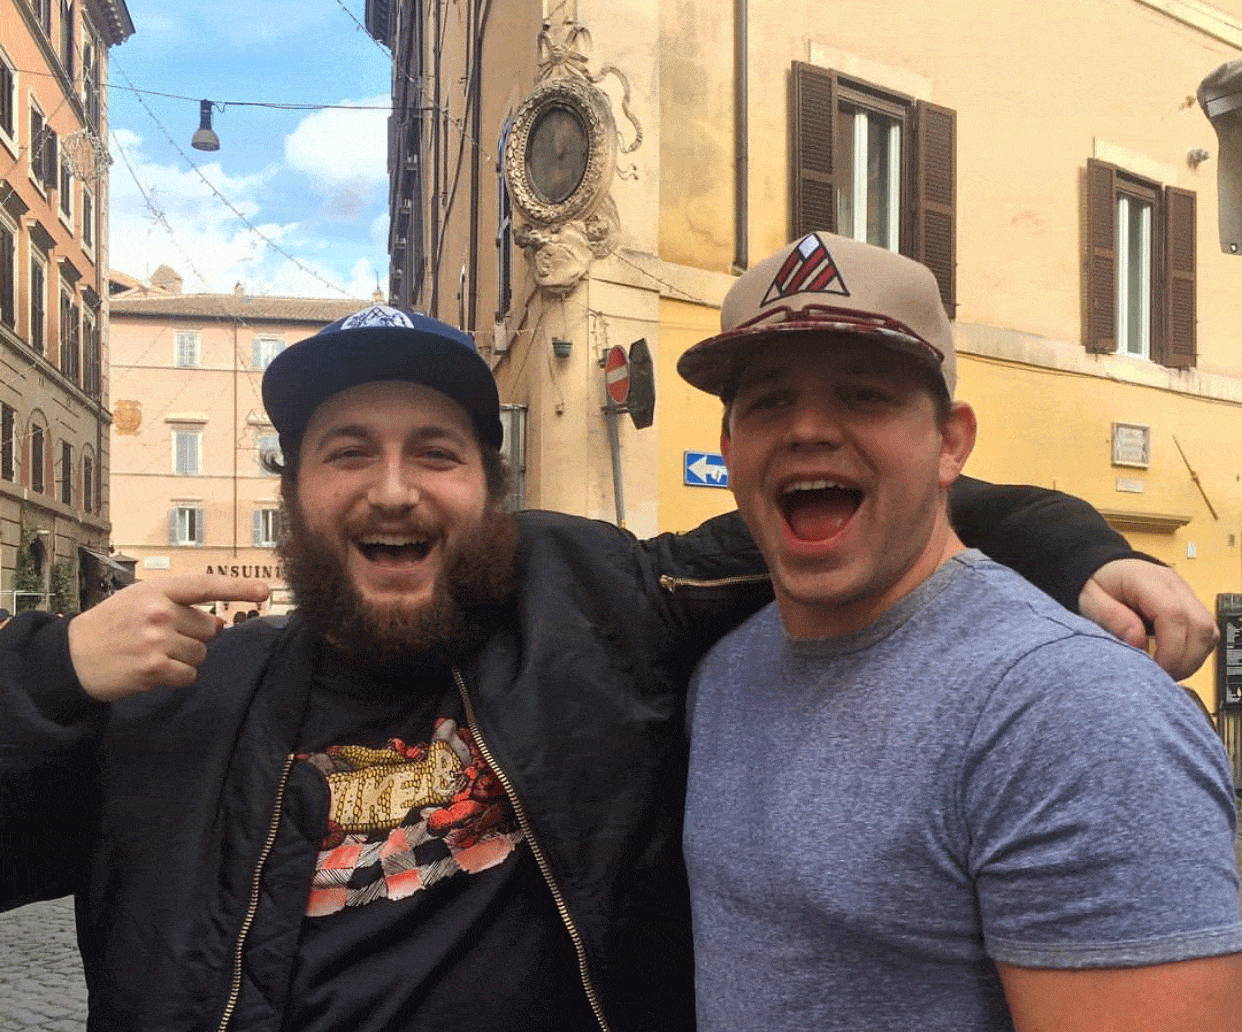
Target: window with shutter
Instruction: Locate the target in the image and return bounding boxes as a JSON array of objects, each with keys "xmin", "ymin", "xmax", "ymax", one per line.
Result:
[
  {"xmin": 789, "ymin": 62, "xmax": 955, "ymax": 313},
  {"xmin": 30, "ymin": 424, "xmax": 45, "ymax": 493},
  {"xmin": 791, "ymin": 63, "xmax": 839, "ymax": 240},
  {"xmin": 1164, "ymin": 187, "xmax": 1196, "ymax": 369},
  {"xmin": 30, "ymin": 255, "xmax": 45, "ymax": 353},
  {"xmin": 83, "ymin": 451, "xmax": 93, "ymax": 513},
  {"xmin": 252, "ymin": 337, "xmax": 286, "ymax": 370},
  {"xmin": 914, "ymin": 102, "xmax": 956, "ymax": 317},
  {"xmin": 43, "ymin": 128, "xmax": 57, "ymax": 192},
  {"xmin": 173, "ymin": 429, "xmax": 202, "ymax": 475},
  {"xmin": 59, "ymin": 440, "xmax": 71, "ymax": 505},
  {"xmin": 1082, "ymin": 159, "xmax": 1194, "ymax": 370},
  {"xmin": 0, "ymin": 404, "xmax": 14, "ymax": 482},
  {"xmin": 175, "ymin": 331, "xmax": 201, "ymax": 368},
  {"xmin": 0, "ymin": 219, "xmax": 14, "ymax": 328},
  {"xmin": 0, "ymin": 47, "xmax": 15, "ymax": 144}
]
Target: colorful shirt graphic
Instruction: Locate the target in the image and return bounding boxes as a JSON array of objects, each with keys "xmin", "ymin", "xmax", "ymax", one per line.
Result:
[{"xmin": 299, "ymin": 717, "xmax": 522, "ymax": 917}]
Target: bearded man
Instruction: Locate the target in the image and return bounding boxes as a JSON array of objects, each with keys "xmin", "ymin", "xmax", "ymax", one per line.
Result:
[{"xmin": 0, "ymin": 306, "xmax": 1220, "ymax": 1032}]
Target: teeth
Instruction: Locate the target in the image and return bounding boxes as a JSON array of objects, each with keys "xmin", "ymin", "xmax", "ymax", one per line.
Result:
[
  {"xmin": 357, "ymin": 535, "xmax": 427, "ymax": 547},
  {"xmin": 783, "ymin": 480, "xmax": 849, "ymax": 494}
]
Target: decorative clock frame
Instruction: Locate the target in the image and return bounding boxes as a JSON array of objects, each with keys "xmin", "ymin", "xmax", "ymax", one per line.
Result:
[{"xmin": 504, "ymin": 77, "xmax": 617, "ymax": 227}]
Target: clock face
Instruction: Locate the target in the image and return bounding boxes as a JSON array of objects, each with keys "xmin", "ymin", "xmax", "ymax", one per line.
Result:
[{"xmin": 526, "ymin": 103, "xmax": 590, "ymax": 205}]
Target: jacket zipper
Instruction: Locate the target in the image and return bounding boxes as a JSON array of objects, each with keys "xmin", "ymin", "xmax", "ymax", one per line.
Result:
[
  {"xmin": 658, "ymin": 572, "xmax": 770, "ymax": 593},
  {"xmin": 216, "ymin": 753, "xmax": 296, "ymax": 1032},
  {"xmin": 452, "ymin": 666, "xmax": 612, "ymax": 1032}
]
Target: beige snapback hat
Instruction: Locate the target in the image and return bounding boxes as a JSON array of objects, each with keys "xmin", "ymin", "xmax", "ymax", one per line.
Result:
[{"xmin": 677, "ymin": 231, "xmax": 955, "ymax": 397}]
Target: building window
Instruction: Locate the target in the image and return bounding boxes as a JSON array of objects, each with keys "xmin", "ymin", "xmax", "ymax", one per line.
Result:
[
  {"xmin": 60, "ymin": 0, "xmax": 75, "ymax": 79},
  {"xmin": 29, "ymin": 254, "xmax": 45, "ymax": 353},
  {"xmin": 58, "ymin": 440, "xmax": 71, "ymax": 504},
  {"xmin": 790, "ymin": 62, "xmax": 957, "ymax": 315},
  {"xmin": 81, "ymin": 34, "xmax": 99, "ymax": 128},
  {"xmin": 0, "ymin": 46, "xmax": 15, "ymax": 148},
  {"xmin": 58, "ymin": 154, "xmax": 73, "ymax": 222},
  {"xmin": 170, "ymin": 505, "xmax": 204, "ymax": 546},
  {"xmin": 82, "ymin": 450, "xmax": 93, "ymax": 513},
  {"xmin": 1, "ymin": 404, "xmax": 14, "ymax": 481},
  {"xmin": 0, "ymin": 217, "xmax": 14, "ymax": 329},
  {"xmin": 172, "ymin": 428, "xmax": 202, "ymax": 475},
  {"xmin": 31, "ymin": 0, "xmax": 51, "ymax": 35},
  {"xmin": 81, "ymin": 186, "xmax": 94, "ymax": 252},
  {"xmin": 174, "ymin": 330, "xmax": 201, "ymax": 368},
  {"xmin": 253, "ymin": 507, "xmax": 279, "ymax": 547},
  {"xmin": 29, "ymin": 104, "xmax": 55, "ymax": 192},
  {"xmin": 838, "ymin": 106, "xmax": 901, "ymax": 251},
  {"xmin": 256, "ymin": 431, "xmax": 281, "ymax": 473},
  {"xmin": 1084, "ymin": 159, "xmax": 1196, "ymax": 368},
  {"xmin": 30, "ymin": 423, "xmax": 45, "ymax": 493},
  {"xmin": 251, "ymin": 336, "xmax": 286, "ymax": 370},
  {"xmin": 82, "ymin": 309, "xmax": 98, "ymax": 396},
  {"xmin": 59, "ymin": 288, "xmax": 79, "ymax": 384}
]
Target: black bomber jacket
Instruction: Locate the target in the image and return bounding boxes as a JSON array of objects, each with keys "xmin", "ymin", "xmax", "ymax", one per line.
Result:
[{"xmin": 0, "ymin": 486, "xmax": 1136, "ymax": 1031}]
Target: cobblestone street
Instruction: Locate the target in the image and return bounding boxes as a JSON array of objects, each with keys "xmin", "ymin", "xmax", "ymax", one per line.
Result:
[{"xmin": 0, "ymin": 899, "xmax": 87, "ymax": 1031}]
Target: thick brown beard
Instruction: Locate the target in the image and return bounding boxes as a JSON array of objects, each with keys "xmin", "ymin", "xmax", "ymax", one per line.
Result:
[{"xmin": 278, "ymin": 497, "xmax": 518, "ymax": 671}]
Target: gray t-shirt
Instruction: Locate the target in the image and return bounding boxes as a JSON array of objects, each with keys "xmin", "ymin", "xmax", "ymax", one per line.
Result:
[{"xmin": 684, "ymin": 550, "xmax": 1242, "ymax": 1032}]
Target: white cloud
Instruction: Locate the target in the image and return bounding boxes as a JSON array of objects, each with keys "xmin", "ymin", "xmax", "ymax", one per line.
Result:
[
  {"xmin": 284, "ymin": 96, "xmax": 390, "ymax": 217},
  {"xmin": 107, "ymin": 128, "xmax": 380, "ymax": 299},
  {"xmin": 370, "ymin": 211, "xmax": 389, "ymax": 249}
]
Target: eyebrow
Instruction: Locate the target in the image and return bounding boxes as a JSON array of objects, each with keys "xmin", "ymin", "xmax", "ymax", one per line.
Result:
[{"xmin": 310, "ymin": 424, "xmax": 470, "ymax": 453}]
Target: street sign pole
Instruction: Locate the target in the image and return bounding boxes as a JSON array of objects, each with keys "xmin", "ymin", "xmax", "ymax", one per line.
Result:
[{"xmin": 602, "ymin": 346, "xmax": 631, "ymax": 529}]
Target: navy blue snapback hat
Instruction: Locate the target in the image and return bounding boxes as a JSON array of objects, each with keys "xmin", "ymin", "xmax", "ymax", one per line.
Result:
[{"xmin": 262, "ymin": 305, "xmax": 503, "ymax": 456}]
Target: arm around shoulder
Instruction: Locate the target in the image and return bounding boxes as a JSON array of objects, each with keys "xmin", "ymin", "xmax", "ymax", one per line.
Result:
[{"xmin": 948, "ymin": 475, "xmax": 1135, "ymax": 610}]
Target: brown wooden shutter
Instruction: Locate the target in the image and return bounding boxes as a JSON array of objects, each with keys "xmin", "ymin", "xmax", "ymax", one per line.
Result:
[
  {"xmin": 1084, "ymin": 159, "xmax": 1118, "ymax": 353},
  {"xmin": 1163, "ymin": 186, "xmax": 1196, "ymax": 369},
  {"xmin": 42, "ymin": 130, "xmax": 57, "ymax": 192},
  {"xmin": 913, "ymin": 101, "xmax": 956, "ymax": 318},
  {"xmin": 790, "ymin": 62, "xmax": 838, "ymax": 239}
]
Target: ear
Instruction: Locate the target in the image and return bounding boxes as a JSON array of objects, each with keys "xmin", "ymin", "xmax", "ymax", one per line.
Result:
[
  {"xmin": 937, "ymin": 401, "xmax": 976, "ymax": 488},
  {"xmin": 720, "ymin": 426, "xmax": 731, "ymax": 464}
]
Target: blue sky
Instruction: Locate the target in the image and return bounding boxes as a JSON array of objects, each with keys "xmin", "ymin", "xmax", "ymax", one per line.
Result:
[{"xmin": 106, "ymin": 1, "xmax": 391, "ymax": 299}]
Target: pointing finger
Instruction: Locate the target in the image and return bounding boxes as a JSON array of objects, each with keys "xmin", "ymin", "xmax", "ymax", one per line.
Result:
[{"xmin": 161, "ymin": 574, "xmax": 271, "ymax": 608}]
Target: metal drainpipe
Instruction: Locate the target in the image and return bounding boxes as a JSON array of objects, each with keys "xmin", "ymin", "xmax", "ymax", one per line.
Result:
[
  {"xmin": 467, "ymin": 0, "xmax": 491, "ymax": 335},
  {"xmin": 733, "ymin": 0, "xmax": 748, "ymax": 273},
  {"xmin": 431, "ymin": 0, "xmax": 443, "ymax": 317}
]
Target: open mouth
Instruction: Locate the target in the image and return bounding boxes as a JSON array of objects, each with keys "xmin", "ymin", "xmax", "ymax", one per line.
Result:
[
  {"xmin": 354, "ymin": 535, "xmax": 434, "ymax": 565},
  {"xmin": 779, "ymin": 480, "xmax": 863, "ymax": 542}
]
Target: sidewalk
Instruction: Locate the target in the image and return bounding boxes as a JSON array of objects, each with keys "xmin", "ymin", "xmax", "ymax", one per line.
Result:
[{"xmin": 0, "ymin": 898, "xmax": 86, "ymax": 1032}]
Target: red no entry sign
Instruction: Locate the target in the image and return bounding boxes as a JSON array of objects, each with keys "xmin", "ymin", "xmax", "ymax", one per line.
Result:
[{"xmin": 604, "ymin": 345, "xmax": 630, "ymax": 405}]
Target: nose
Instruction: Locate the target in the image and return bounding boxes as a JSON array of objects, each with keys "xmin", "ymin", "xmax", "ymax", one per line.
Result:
[
  {"xmin": 783, "ymin": 399, "xmax": 844, "ymax": 451},
  {"xmin": 366, "ymin": 457, "xmax": 421, "ymax": 511}
]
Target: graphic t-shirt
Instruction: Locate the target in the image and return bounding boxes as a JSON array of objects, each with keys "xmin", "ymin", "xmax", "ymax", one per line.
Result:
[{"xmin": 284, "ymin": 649, "xmax": 595, "ymax": 1032}]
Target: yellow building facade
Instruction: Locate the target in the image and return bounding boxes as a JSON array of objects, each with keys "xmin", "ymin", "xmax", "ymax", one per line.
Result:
[
  {"xmin": 108, "ymin": 275, "xmax": 363, "ymax": 614},
  {"xmin": 371, "ymin": 0, "xmax": 1242, "ymax": 713}
]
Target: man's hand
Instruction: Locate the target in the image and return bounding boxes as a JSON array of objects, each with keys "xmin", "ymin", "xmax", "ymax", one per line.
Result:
[
  {"xmin": 1078, "ymin": 559, "xmax": 1218, "ymax": 680},
  {"xmin": 67, "ymin": 575, "xmax": 270, "ymax": 703}
]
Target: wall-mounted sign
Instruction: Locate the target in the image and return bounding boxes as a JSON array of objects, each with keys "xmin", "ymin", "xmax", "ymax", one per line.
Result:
[
  {"xmin": 1111, "ymin": 422, "xmax": 1151, "ymax": 468},
  {"xmin": 684, "ymin": 451, "xmax": 729, "ymax": 488}
]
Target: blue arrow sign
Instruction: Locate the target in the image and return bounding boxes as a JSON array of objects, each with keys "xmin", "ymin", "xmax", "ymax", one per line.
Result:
[{"xmin": 684, "ymin": 451, "xmax": 729, "ymax": 488}]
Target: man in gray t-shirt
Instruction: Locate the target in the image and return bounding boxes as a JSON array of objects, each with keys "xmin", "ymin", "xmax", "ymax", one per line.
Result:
[{"xmin": 675, "ymin": 232, "xmax": 1242, "ymax": 1032}]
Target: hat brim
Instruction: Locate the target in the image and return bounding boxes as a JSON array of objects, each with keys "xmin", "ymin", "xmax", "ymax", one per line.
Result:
[
  {"xmin": 263, "ymin": 326, "xmax": 503, "ymax": 454},
  {"xmin": 676, "ymin": 320, "xmax": 943, "ymax": 397}
]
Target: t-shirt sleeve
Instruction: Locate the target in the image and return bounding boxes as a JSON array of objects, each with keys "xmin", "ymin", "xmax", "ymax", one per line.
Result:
[{"xmin": 960, "ymin": 633, "xmax": 1242, "ymax": 968}]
